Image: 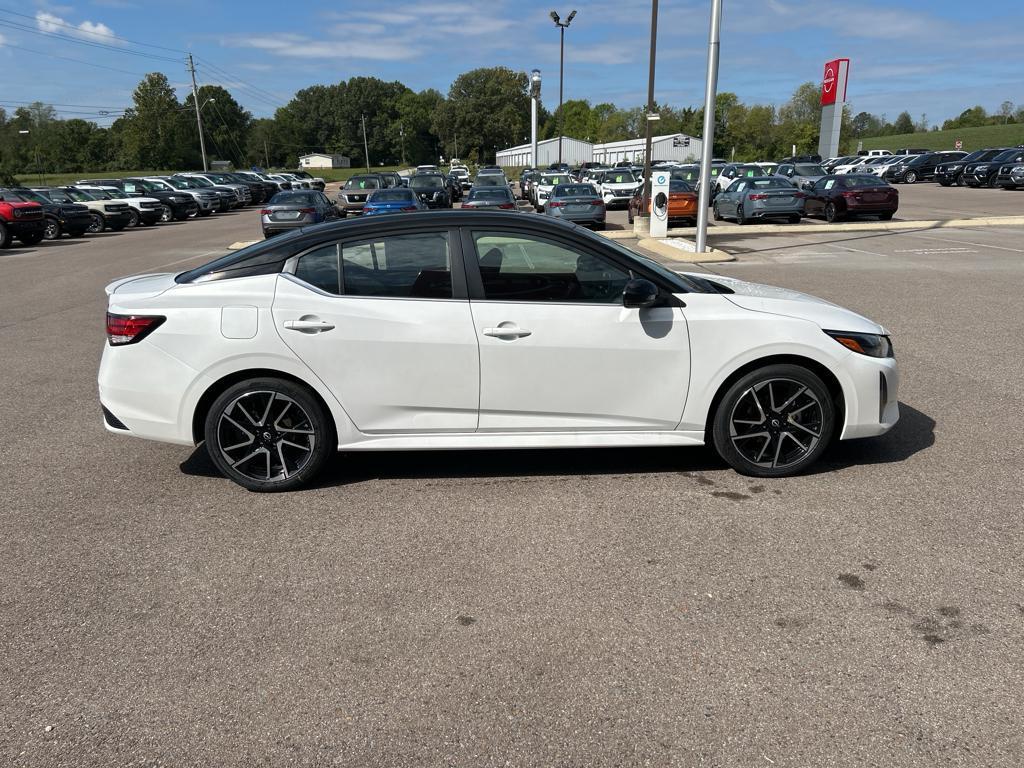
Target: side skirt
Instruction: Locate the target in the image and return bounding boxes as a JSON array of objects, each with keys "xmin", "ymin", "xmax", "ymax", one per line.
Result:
[{"xmin": 338, "ymin": 431, "xmax": 707, "ymax": 451}]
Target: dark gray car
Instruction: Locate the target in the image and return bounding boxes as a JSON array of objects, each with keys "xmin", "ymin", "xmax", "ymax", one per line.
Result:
[
  {"xmin": 712, "ymin": 177, "xmax": 804, "ymax": 225},
  {"xmin": 775, "ymin": 162, "xmax": 827, "ymax": 191},
  {"xmin": 461, "ymin": 187, "xmax": 517, "ymax": 211},
  {"xmin": 542, "ymin": 183, "xmax": 606, "ymax": 229},
  {"xmin": 261, "ymin": 190, "xmax": 338, "ymax": 238}
]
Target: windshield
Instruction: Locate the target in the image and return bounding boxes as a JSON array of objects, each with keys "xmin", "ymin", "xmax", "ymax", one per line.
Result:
[
  {"xmin": 344, "ymin": 177, "xmax": 381, "ymax": 190},
  {"xmin": 553, "ymin": 185, "xmax": 597, "ymax": 197},
  {"xmin": 269, "ymin": 191, "xmax": 317, "ymax": 206},
  {"xmin": 63, "ymin": 188, "xmax": 96, "ymax": 202},
  {"xmin": 468, "ymin": 188, "xmax": 513, "ymax": 201},
  {"xmin": 844, "ymin": 176, "xmax": 889, "ymax": 187},
  {"xmin": 794, "ymin": 164, "xmax": 825, "ymax": 176},
  {"xmin": 369, "ymin": 190, "xmax": 414, "ymax": 202},
  {"xmin": 992, "ymin": 149, "xmax": 1023, "ymax": 162},
  {"xmin": 669, "ymin": 180, "xmax": 693, "ymax": 193},
  {"xmin": 605, "ymin": 172, "xmax": 636, "ymax": 184},
  {"xmin": 410, "ymin": 176, "xmax": 444, "ymax": 190},
  {"xmin": 541, "ymin": 175, "xmax": 570, "ymax": 185},
  {"xmin": 746, "ymin": 178, "xmax": 792, "ymax": 189},
  {"xmin": 183, "ymin": 176, "xmax": 214, "ymax": 188},
  {"xmin": 12, "ymin": 189, "xmax": 48, "ymax": 203}
]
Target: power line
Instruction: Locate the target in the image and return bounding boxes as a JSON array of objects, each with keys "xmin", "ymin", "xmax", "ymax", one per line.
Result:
[
  {"xmin": 0, "ymin": 42, "xmax": 149, "ymax": 77},
  {"xmin": 0, "ymin": 6, "xmax": 188, "ymax": 54},
  {"xmin": 194, "ymin": 57, "xmax": 288, "ymax": 106},
  {"xmin": 0, "ymin": 17, "xmax": 183, "ymax": 63},
  {"xmin": 194, "ymin": 66, "xmax": 284, "ymax": 112},
  {"xmin": 0, "ymin": 99, "xmax": 130, "ymax": 110}
]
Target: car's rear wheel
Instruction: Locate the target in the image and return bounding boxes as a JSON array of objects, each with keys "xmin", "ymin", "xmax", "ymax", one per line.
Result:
[
  {"xmin": 956, "ymin": 175, "xmax": 968, "ymax": 187},
  {"xmin": 87, "ymin": 213, "xmax": 105, "ymax": 233},
  {"xmin": 43, "ymin": 219, "xmax": 62, "ymax": 240},
  {"xmin": 987, "ymin": 175, "xmax": 998, "ymax": 188},
  {"xmin": 712, "ymin": 364, "xmax": 835, "ymax": 478},
  {"xmin": 204, "ymin": 378, "xmax": 335, "ymax": 492},
  {"xmin": 824, "ymin": 202, "xmax": 840, "ymax": 223}
]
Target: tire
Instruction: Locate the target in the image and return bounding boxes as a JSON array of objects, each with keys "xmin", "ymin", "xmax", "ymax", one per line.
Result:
[
  {"xmin": 712, "ymin": 203, "xmax": 723, "ymax": 221},
  {"xmin": 159, "ymin": 204, "xmax": 173, "ymax": 223},
  {"xmin": 956, "ymin": 174, "xmax": 967, "ymax": 187},
  {"xmin": 43, "ymin": 218, "xmax": 62, "ymax": 241},
  {"xmin": 126, "ymin": 209, "xmax": 140, "ymax": 228},
  {"xmin": 0, "ymin": 222, "xmax": 10, "ymax": 249},
  {"xmin": 198, "ymin": 209, "xmax": 212, "ymax": 217},
  {"xmin": 711, "ymin": 363, "xmax": 836, "ymax": 478},
  {"xmin": 203, "ymin": 377, "xmax": 335, "ymax": 492},
  {"xmin": 788, "ymin": 214, "xmax": 801, "ymax": 224},
  {"xmin": 905, "ymin": 171, "xmax": 917, "ymax": 184},
  {"xmin": 879, "ymin": 212, "xmax": 894, "ymax": 221},
  {"xmin": 938, "ymin": 180, "xmax": 951, "ymax": 187},
  {"xmin": 627, "ymin": 206, "xmax": 634, "ymax": 225},
  {"xmin": 736, "ymin": 205, "xmax": 747, "ymax": 225},
  {"xmin": 987, "ymin": 175, "xmax": 998, "ymax": 189},
  {"xmin": 20, "ymin": 231, "xmax": 44, "ymax": 246},
  {"xmin": 824, "ymin": 202, "xmax": 840, "ymax": 223},
  {"xmin": 87, "ymin": 213, "xmax": 105, "ymax": 233}
]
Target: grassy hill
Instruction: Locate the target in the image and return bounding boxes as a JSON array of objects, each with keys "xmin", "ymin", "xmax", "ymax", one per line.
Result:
[{"xmin": 859, "ymin": 124, "xmax": 1024, "ymax": 153}]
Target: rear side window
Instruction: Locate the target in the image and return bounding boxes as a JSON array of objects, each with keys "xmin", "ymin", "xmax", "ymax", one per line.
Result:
[{"xmin": 295, "ymin": 243, "xmax": 341, "ymax": 294}]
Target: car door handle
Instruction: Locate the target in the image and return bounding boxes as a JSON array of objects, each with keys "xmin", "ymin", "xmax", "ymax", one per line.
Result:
[
  {"xmin": 483, "ymin": 326, "xmax": 531, "ymax": 339},
  {"xmin": 283, "ymin": 318, "xmax": 335, "ymax": 333}
]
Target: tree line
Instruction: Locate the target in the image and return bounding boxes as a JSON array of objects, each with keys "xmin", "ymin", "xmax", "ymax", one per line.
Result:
[{"xmin": 2, "ymin": 66, "xmax": 1019, "ymax": 183}]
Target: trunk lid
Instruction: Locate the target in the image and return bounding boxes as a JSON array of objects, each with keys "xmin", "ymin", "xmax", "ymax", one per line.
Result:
[{"xmin": 105, "ymin": 272, "xmax": 178, "ymax": 300}]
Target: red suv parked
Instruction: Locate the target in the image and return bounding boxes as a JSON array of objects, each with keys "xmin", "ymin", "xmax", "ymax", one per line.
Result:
[{"xmin": 0, "ymin": 196, "xmax": 45, "ymax": 248}]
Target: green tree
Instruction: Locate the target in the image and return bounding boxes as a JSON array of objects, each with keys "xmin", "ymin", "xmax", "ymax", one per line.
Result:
[
  {"xmin": 184, "ymin": 84, "xmax": 253, "ymax": 167},
  {"xmin": 121, "ymin": 73, "xmax": 189, "ymax": 168},
  {"xmin": 434, "ymin": 67, "xmax": 530, "ymax": 163},
  {"xmin": 892, "ymin": 111, "xmax": 915, "ymax": 134}
]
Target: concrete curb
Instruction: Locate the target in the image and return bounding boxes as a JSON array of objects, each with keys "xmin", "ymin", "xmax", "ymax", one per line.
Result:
[
  {"xmin": 636, "ymin": 238, "xmax": 734, "ymax": 263},
  {"xmin": 228, "ymin": 241, "xmax": 259, "ymax": 250},
  {"xmin": 660, "ymin": 215, "xmax": 1024, "ymax": 237}
]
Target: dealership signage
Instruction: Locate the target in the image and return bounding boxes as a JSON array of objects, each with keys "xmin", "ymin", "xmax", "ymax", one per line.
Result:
[{"xmin": 818, "ymin": 58, "xmax": 850, "ymax": 158}]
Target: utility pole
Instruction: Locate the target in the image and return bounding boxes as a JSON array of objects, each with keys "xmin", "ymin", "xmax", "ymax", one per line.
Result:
[
  {"xmin": 399, "ymin": 124, "xmax": 406, "ymax": 167},
  {"xmin": 187, "ymin": 53, "xmax": 208, "ymax": 172},
  {"xmin": 361, "ymin": 113, "xmax": 370, "ymax": 171},
  {"xmin": 454, "ymin": 133, "xmax": 458, "ymax": 160},
  {"xmin": 642, "ymin": 0, "xmax": 659, "ymax": 197},
  {"xmin": 695, "ymin": 0, "xmax": 723, "ymax": 255},
  {"xmin": 550, "ymin": 10, "xmax": 577, "ymax": 167},
  {"xmin": 263, "ymin": 140, "xmax": 270, "ymax": 169},
  {"xmin": 530, "ymin": 70, "xmax": 541, "ymax": 169}
]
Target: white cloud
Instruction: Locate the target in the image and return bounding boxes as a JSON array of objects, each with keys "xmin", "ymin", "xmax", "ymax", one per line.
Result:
[
  {"xmin": 0, "ymin": 32, "xmax": 7, "ymax": 47},
  {"xmin": 35, "ymin": 10, "xmax": 119, "ymax": 44}
]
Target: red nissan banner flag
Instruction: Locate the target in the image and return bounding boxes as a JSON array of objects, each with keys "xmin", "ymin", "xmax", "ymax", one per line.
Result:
[{"xmin": 821, "ymin": 59, "xmax": 841, "ymax": 106}]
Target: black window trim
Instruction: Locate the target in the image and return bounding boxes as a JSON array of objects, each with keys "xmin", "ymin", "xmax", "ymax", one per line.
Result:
[
  {"xmin": 283, "ymin": 226, "xmax": 468, "ymax": 301},
  {"xmin": 459, "ymin": 225, "xmax": 685, "ymax": 306}
]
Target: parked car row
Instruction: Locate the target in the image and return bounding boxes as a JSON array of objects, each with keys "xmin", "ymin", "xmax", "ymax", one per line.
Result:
[
  {"xmin": 0, "ymin": 169, "xmax": 323, "ymax": 249},
  {"xmin": 822, "ymin": 147, "xmax": 1024, "ymax": 189}
]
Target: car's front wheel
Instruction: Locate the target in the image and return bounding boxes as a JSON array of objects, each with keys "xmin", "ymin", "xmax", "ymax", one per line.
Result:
[
  {"xmin": 204, "ymin": 378, "xmax": 335, "ymax": 492},
  {"xmin": 44, "ymin": 219, "xmax": 62, "ymax": 240},
  {"xmin": 87, "ymin": 213, "xmax": 104, "ymax": 233},
  {"xmin": 126, "ymin": 209, "xmax": 140, "ymax": 228},
  {"xmin": 712, "ymin": 364, "xmax": 835, "ymax": 478},
  {"xmin": 904, "ymin": 171, "xmax": 918, "ymax": 184},
  {"xmin": 159, "ymin": 204, "xmax": 173, "ymax": 222}
]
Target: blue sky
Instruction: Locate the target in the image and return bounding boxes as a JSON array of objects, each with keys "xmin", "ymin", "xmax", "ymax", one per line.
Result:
[{"xmin": 0, "ymin": 0, "xmax": 1022, "ymax": 128}]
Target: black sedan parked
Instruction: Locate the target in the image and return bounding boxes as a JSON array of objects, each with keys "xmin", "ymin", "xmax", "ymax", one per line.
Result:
[
  {"xmin": 803, "ymin": 175, "xmax": 898, "ymax": 223},
  {"xmin": 408, "ymin": 173, "xmax": 452, "ymax": 209},
  {"xmin": 883, "ymin": 151, "xmax": 967, "ymax": 184},
  {"xmin": 0, "ymin": 187, "xmax": 92, "ymax": 240}
]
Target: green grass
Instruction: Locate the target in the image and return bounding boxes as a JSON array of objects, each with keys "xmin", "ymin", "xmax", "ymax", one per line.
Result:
[{"xmin": 859, "ymin": 124, "xmax": 1024, "ymax": 153}]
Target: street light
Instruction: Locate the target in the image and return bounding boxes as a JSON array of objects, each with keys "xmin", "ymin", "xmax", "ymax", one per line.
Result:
[
  {"xmin": 641, "ymin": 0, "xmax": 660, "ymax": 208},
  {"xmin": 695, "ymin": 0, "xmax": 723, "ymax": 255},
  {"xmin": 530, "ymin": 69, "xmax": 542, "ymax": 169},
  {"xmin": 550, "ymin": 9, "xmax": 577, "ymax": 166},
  {"xmin": 18, "ymin": 129, "xmax": 42, "ymax": 185}
]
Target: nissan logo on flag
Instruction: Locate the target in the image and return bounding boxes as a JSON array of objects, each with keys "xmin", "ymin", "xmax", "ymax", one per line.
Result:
[{"xmin": 820, "ymin": 58, "xmax": 848, "ymax": 106}]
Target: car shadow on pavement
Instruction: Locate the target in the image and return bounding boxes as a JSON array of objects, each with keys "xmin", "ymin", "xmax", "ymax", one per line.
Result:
[{"xmin": 179, "ymin": 402, "xmax": 934, "ymax": 488}]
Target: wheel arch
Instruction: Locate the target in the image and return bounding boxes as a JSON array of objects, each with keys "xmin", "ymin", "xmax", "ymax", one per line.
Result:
[
  {"xmin": 191, "ymin": 367, "xmax": 338, "ymax": 445},
  {"xmin": 703, "ymin": 354, "xmax": 846, "ymax": 442}
]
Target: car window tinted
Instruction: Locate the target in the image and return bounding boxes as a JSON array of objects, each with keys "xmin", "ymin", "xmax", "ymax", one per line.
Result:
[
  {"xmin": 410, "ymin": 176, "xmax": 444, "ymax": 190},
  {"xmin": 794, "ymin": 165, "xmax": 824, "ymax": 175},
  {"xmin": 369, "ymin": 190, "xmax": 414, "ymax": 202},
  {"xmin": 270, "ymin": 191, "xmax": 317, "ymax": 205},
  {"xmin": 295, "ymin": 243, "xmax": 341, "ymax": 294},
  {"xmin": 342, "ymin": 232, "xmax": 452, "ymax": 299},
  {"xmin": 843, "ymin": 176, "xmax": 888, "ymax": 188},
  {"xmin": 554, "ymin": 185, "xmax": 597, "ymax": 197},
  {"xmin": 748, "ymin": 178, "xmax": 792, "ymax": 189},
  {"xmin": 606, "ymin": 172, "xmax": 636, "ymax": 184},
  {"xmin": 345, "ymin": 177, "xmax": 381, "ymax": 190},
  {"xmin": 469, "ymin": 188, "xmax": 513, "ymax": 201},
  {"xmin": 473, "ymin": 232, "xmax": 630, "ymax": 303}
]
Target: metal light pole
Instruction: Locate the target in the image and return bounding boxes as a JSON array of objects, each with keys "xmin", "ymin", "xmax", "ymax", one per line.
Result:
[
  {"xmin": 550, "ymin": 10, "xmax": 577, "ymax": 167},
  {"xmin": 187, "ymin": 53, "xmax": 209, "ymax": 172},
  {"xmin": 530, "ymin": 69, "xmax": 542, "ymax": 169},
  {"xmin": 642, "ymin": 0, "xmax": 660, "ymax": 192},
  {"xmin": 361, "ymin": 114, "xmax": 370, "ymax": 172},
  {"xmin": 695, "ymin": 0, "xmax": 723, "ymax": 255}
]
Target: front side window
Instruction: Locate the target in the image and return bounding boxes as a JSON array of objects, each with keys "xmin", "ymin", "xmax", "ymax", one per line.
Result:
[{"xmin": 472, "ymin": 232, "xmax": 630, "ymax": 304}]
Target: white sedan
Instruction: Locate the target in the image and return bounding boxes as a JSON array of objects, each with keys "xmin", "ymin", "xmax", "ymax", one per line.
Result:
[{"xmin": 99, "ymin": 211, "xmax": 900, "ymax": 491}]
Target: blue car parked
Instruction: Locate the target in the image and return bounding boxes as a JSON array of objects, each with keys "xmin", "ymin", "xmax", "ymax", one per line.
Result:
[{"xmin": 362, "ymin": 188, "xmax": 427, "ymax": 216}]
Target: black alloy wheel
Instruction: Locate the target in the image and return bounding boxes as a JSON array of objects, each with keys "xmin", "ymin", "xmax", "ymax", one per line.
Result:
[
  {"xmin": 712, "ymin": 364, "xmax": 835, "ymax": 477},
  {"xmin": 204, "ymin": 378, "xmax": 334, "ymax": 492},
  {"xmin": 87, "ymin": 213, "xmax": 105, "ymax": 233},
  {"xmin": 824, "ymin": 202, "xmax": 840, "ymax": 223},
  {"xmin": 126, "ymin": 209, "xmax": 140, "ymax": 228},
  {"xmin": 43, "ymin": 219, "xmax": 62, "ymax": 240}
]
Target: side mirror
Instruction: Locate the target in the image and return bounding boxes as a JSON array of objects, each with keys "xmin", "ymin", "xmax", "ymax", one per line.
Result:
[{"xmin": 622, "ymin": 278, "xmax": 659, "ymax": 309}]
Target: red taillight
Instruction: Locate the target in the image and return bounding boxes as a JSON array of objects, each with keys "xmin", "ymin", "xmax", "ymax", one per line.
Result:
[
  {"xmin": 297, "ymin": 207, "xmax": 315, "ymax": 214},
  {"xmin": 362, "ymin": 207, "xmax": 370, "ymax": 213},
  {"xmin": 841, "ymin": 191, "xmax": 860, "ymax": 198},
  {"xmin": 260, "ymin": 209, "xmax": 272, "ymax": 215},
  {"xmin": 793, "ymin": 192, "xmax": 806, "ymax": 199},
  {"xmin": 748, "ymin": 194, "xmax": 767, "ymax": 200},
  {"xmin": 547, "ymin": 201, "xmax": 565, "ymax": 208},
  {"xmin": 591, "ymin": 199, "xmax": 605, "ymax": 206},
  {"xmin": 106, "ymin": 313, "xmax": 165, "ymax": 346},
  {"xmin": 498, "ymin": 203, "xmax": 516, "ymax": 209}
]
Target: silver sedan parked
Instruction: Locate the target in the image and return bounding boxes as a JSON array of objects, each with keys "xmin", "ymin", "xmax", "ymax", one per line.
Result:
[
  {"xmin": 543, "ymin": 183, "xmax": 606, "ymax": 229},
  {"xmin": 461, "ymin": 186, "xmax": 518, "ymax": 211},
  {"xmin": 261, "ymin": 190, "xmax": 339, "ymax": 238},
  {"xmin": 712, "ymin": 177, "xmax": 804, "ymax": 225}
]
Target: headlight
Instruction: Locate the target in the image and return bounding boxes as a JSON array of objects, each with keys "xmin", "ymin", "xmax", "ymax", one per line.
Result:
[
  {"xmin": 824, "ymin": 330, "xmax": 894, "ymax": 358},
  {"xmin": 1012, "ymin": 166, "xmax": 1024, "ymax": 173},
  {"xmin": 976, "ymin": 165, "xmax": 988, "ymax": 172},
  {"xmin": 949, "ymin": 165, "xmax": 961, "ymax": 171}
]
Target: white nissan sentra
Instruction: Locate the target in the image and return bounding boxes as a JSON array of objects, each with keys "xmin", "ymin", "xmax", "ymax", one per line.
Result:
[{"xmin": 99, "ymin": 211, "xmax": 899, "ymax": 491}]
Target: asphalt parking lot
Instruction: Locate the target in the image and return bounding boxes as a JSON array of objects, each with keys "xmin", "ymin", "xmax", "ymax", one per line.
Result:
[{"xmin": 2, "ymin": 198, "xmax": 1023, "ymax": 767}]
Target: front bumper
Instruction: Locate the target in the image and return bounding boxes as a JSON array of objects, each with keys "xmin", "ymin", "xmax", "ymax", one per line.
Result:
[
  {"xmin": 137, "ymin": 208, "xmax": 163, "ymax": 225},
  {"xmin": 60, "ymin": 212, "xmax": 93, "ymax": 232},
  {"xmin": 6, "ymin": 218, "xmax": 45, "ymax": 238},
  {"xmin": 837, "ymin": 353, "xmax": 900, "ymax": 440},
  {"xmin": 169, "ymin": 201, "xmax": 198, "ymax": 217}
]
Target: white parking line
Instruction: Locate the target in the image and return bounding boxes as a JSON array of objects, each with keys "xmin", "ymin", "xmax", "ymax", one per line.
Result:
[
  {"xmin": 899, "ymin": 232, "xmax": 1024, "ymax": 254},
  {"xmin": 893, "ymin": 247, "xmax": 978, "ymax": 255}
]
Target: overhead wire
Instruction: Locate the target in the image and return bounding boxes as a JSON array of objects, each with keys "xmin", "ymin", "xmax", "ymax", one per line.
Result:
[
  {"xmin": 0, "ymin": 16, "xmax": 184, "ymax": 62},
  {"xmin": 0, "ymin": 6, "xmax": 188, "ymax": 53}
]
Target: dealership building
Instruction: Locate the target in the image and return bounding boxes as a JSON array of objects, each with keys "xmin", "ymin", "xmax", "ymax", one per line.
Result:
[{"xmin": 496, "ymin": 132, "xmax": 702, "ymax": 169}]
